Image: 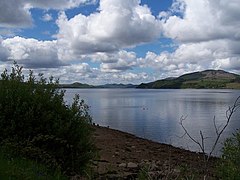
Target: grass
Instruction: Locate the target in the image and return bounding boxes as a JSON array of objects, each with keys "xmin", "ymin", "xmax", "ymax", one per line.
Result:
[{"xmin": 0, "ymin": 148, "xmax": 67, "ymax": 180}]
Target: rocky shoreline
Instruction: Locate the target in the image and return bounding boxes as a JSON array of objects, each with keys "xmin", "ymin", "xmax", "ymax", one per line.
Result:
[{"xmin": 91, "ymin": 126, "xmax": 219, "ymax": 179}]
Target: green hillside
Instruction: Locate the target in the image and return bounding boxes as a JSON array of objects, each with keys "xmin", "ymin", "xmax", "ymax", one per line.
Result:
[{"xmin": 137, "ymin": 70, "xmax": 240, "ymax": 89}]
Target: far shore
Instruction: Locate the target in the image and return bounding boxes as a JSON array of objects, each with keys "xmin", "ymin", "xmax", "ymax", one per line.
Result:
[{"xmin": 92, "ymin": 125, "xmax": 219, "ymax": 179}]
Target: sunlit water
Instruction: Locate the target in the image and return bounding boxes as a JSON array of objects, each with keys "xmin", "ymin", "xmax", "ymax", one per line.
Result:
[{"xmin": 64, "ymin": 88, "xmax": 240, "ymax": 156}]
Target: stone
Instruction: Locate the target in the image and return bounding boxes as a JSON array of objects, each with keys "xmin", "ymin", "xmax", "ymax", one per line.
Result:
[
  {"xmin": 119, "ymin": 163, "xmax": 127, "ymax": 167},
  {"xmin": 150, "ymin": 162, "xmax": 158, "ymax": 171},
  {"xmin": 173, "ymin": 168, "xmax": 181, "ymax": 173},
  {"xmin": 127, "ymin": 162, "xmax": 138, "ymax": 168}
]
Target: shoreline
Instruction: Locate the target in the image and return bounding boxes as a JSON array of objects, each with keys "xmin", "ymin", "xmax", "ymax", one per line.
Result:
[{"xmin": 92, "ymin": 125, "xmax": 219, "ymax": 179}]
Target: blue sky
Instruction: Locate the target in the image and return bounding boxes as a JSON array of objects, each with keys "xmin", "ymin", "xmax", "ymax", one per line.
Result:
[{"xmin": 0, "ymin": 0, "xmax": 240, "ymax": 84}]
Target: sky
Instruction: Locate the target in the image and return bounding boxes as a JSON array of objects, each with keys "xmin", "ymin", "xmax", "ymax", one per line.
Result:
[{"xmin": 0, "ymin": 0, "xmax": 240, "ymax": 85}]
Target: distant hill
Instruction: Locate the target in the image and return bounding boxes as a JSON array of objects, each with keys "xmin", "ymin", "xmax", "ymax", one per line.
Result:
[
  {"xmin": 59, "ymin": 82, "xmax": 137, "ymax": 89},
  {"xmin": 95, "ymin": 83, "xmax": 137, "ymax": 88},
  {"xmin": 137, "ymin": 70, "xmax": 240, "ymax": 89},
  {"xmin": 59, "ymin": 82, "xmax": 94, "ymax": 88}
]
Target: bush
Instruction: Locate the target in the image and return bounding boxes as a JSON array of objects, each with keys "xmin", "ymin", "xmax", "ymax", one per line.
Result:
[
  {"xmin": 218, "ymin": 130, "xmax": 240, "ymax": 179},
  {"xmin": 0, "ymin": 63, "xmax": 96, "ymax": 175}
]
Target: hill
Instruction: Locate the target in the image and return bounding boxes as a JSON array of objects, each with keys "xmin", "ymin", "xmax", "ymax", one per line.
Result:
[
  {"xmin": 59, "ymin": 82, "xmax": 94, "ymax": 88},
  {"xmin": 137, "ymin": 70, "xmax": 240, "ymax": 89},
  {"xmin": 95, "ymin": 83, "xmax": 137, "ymax": 88},
  {"xmin": 59, "ymin": 83, "xmax": 137, "ymax": 89}
]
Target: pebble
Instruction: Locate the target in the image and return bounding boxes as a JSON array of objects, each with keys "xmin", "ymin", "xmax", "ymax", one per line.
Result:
[
  {"xmin": 173, "ymin": 168, "xmax": 181, "ymax": 173},
  {"xmin": 119, "ymin": 163, "xmax": 127, "ymax": 167},
  {"xmin": 127, "ymin": 162, "xmax": 138, "ymax": 168}
]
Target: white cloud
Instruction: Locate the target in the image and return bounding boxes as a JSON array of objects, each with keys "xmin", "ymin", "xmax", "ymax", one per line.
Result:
[
  {"xmin": 1, "ymin": 0, "xmax": 240, "ymax": 84},
  {"xmin": 0, "ymin": 0, "xmax": 162, "ymax": 83},
  {"xmin": 2, "ymin": 36, "xmax": 64, "ymax": 68},
  {"xmin": 56, "ymin": 0, "xmax": 162, "ymax": 56},
  {"xmin": 0, "ymin": 0, "xmax": 32, "ymax": 28},
  {"xmin": 143, "ymin": 0, "xmax": 240, "ymax": 79},
  {"xmin": 27, "ymin": 0, "xmax": 97, "ymax": 10},
  {"xmin": 0, "ymin": 0, "xmax": 96, "ymax": 28},
  {"xmin": 54, "ymin": 63, "xmax": 97, "ymax": 83},
  {"xmin": 93, "ymin": 50, "xmax": 137, "ymax": 72},
  {"xmin": 26, "ymin": 63, "xmax": 150, "ymax": 85},
  {"xmin": 113, "ymin": 72, "xmax": 149, "ymax": 83},
  {"xmin": 161, "ymin": 0, "xmax": 240, "ymax": 43},
  {"xmin": 0, "ymin": 28, "xmax": 18, "ymax": 37},
  {"xmin": 94, "ymin": 71, "xmax": 151, "ymax": 85},
  {"xmin": 0, "ymin": 37, "xmax": 10, "ymax": 61},
  {"xmin": 139, "ymin": 38, "xmax": 240, "ymax": 79},
  {"xmin": 42, "ymin": 13, "xmax": 53, "ymax": 22}
]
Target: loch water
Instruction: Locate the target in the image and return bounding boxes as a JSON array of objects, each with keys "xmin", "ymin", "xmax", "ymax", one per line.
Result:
[{"xmin": 65, "ymin": 88, "xmax": 240, "ymax": 155}]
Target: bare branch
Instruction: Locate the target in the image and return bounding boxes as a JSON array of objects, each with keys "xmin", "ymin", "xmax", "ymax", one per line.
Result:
[
  {"xmin": 213, "ymin": 116, "xmax": 219, "ymax": 135},
  {"xmin": 208, "ymin": 96, "xmax": 240, "ymax": 158},
  {"xmin": 200, "ymin": 130, "xmax": 205, "ymax": 154},
  {"xmin": 179, "ymin": 116, "xmax": 204, "ymax": 153},
  {"xmin": 179, "ymin": 96, "xmax": 240, "ymax": 177}
]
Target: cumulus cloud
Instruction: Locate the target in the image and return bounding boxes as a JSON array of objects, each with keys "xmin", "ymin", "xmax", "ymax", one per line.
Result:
[
  {"xmin": 0, "ymin": 37, "xmax": 10, "ymax": 61},
  {"xmin": 51, "ymin": 63, "xmax": 97, "ymax": 83},
  {"xmin": 160, "ymin": 0, "xmax": 240, "ymax": 43},
  {"xmin": 0, "ymin": 0, "xmax": 32, "ymax": 28},
  {"xmin": 139, "ymin": 38, "xmax": 240, "ymax": 79},
  {"xmin": 0, "ymin": 28, "xmax": 18, "ymax": 37},
  {"xmin": 42, "ymin": 13, "xmax": 53, "ymax": 22},
  {"xmin": 91, "ymin": 51, "xmax": 137, "ymax": 72},
  {"xmin": 27, "ymin": 0, "xmax": 97, "ymax": 10},
  {"xmin": 29, "ymin": 63, "xmax": 150, "ymax": 85},
  {"xmin": 1, "ymin": 0, "xmax": 240, "ymax": 84},
  {"xmin": 144, "ymin": 0, "xmax": 240, "ymax": 78},
  {"xmin": 0, "ymin": 0, "xmax": 96, "ymax": 28},
  {"xmin": 93, "ymin": 71, "xmax": 151, "ymax": 85},
  {"xmin": 2, "ymin": 36, "xmax": 65, "ymax": 68},
  {"xmin": 111, "ymin": 72, "xmax": 149, "ymax": 83},
  {"xmin": 0, "ymin": 0, "xmax": 162, "ymax": 82},
  {"xmin": 56, "ymin": 0, "xmax": 162, "ymax": 55}
]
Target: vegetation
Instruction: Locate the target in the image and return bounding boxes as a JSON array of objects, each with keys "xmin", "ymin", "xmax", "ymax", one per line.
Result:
[
  {"xmin": 0, "ymin": 63, "xmax": 96, "ymax": 176},
  {"xmin": 0, "ymin": 147, "xmax": 67, "ymax": 179},
  {"xmin": 137, "ymin": 69, "xmax": 240, "ymax": 89},
  {"xmin": 218, "ymin": 130, "xmax": 240, "ymax": 179},
  {"xmin": 1, "ymin": 63, "xmax": 240, "ymax": 179}
]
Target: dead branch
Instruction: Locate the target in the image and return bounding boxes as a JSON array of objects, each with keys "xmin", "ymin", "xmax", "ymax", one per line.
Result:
[
  {"xmin": 179, "ymin": 95, "xmax": 240, "ymax": 168},
  {"xmin": 208, "ymin": 96, "xmax": 240, "ymax": 159},
  {"xmin": 179, "ymin": 116, "xmax": 205, "ymax": 153}
]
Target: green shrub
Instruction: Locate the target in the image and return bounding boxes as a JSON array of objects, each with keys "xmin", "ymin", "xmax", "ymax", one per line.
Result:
[
  {"xmin": 0, "ymin": 63, "xmax": 96, "ymax": 175},
  {"xmin": 218, "ymin": 130, "xmax": 240, "ymax": 179}
]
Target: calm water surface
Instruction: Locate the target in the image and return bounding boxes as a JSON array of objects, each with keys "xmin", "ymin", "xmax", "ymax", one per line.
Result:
[{"xmin": 64, "ymin": 89, "xmax": 240, "ymax": 155}]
